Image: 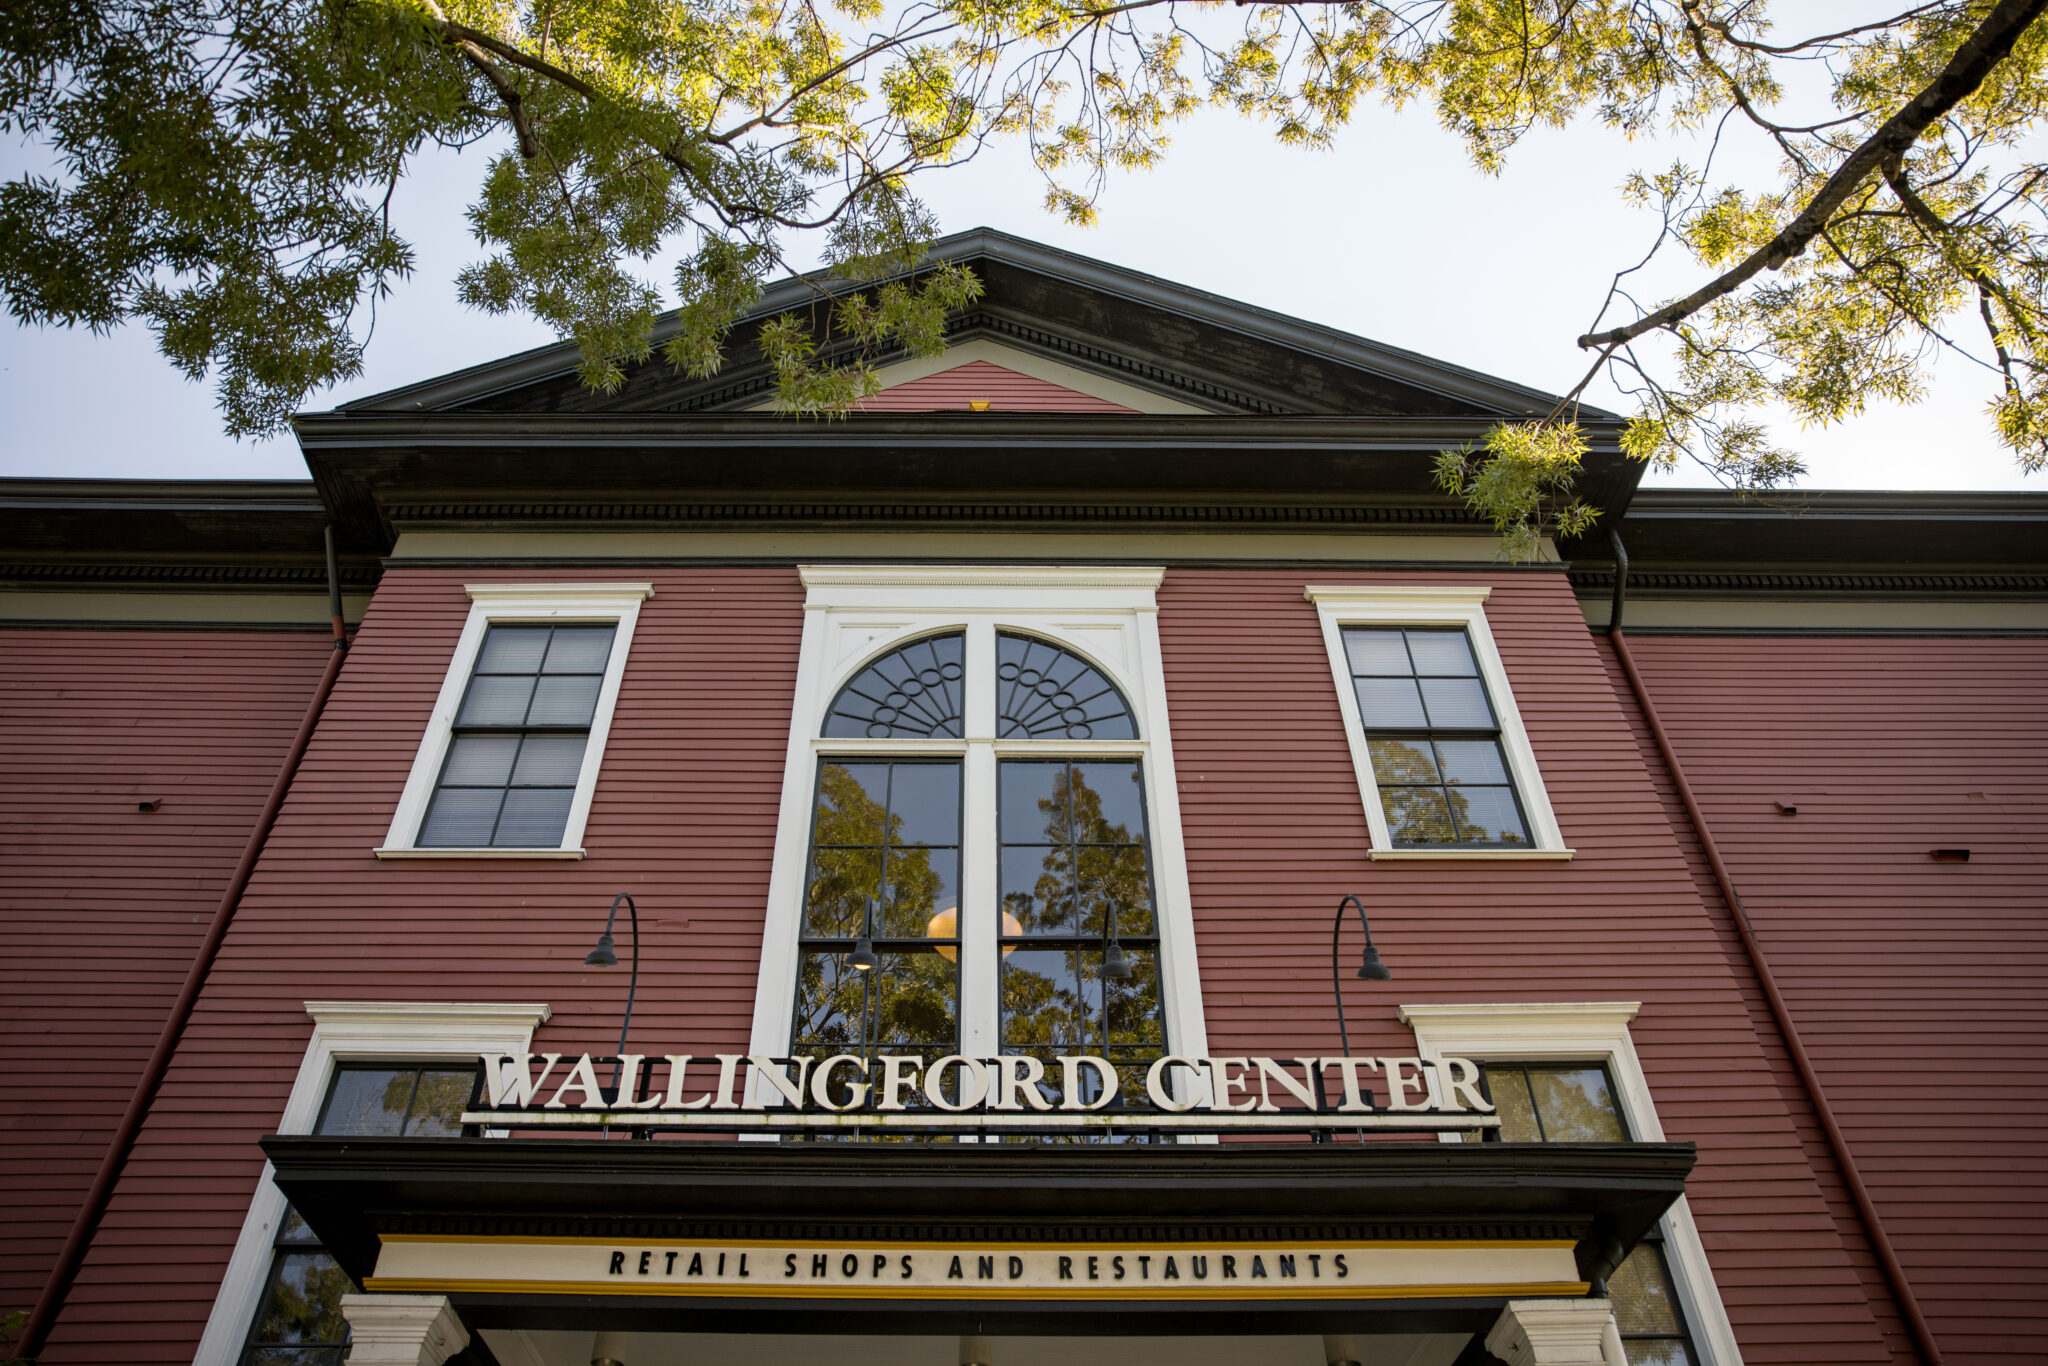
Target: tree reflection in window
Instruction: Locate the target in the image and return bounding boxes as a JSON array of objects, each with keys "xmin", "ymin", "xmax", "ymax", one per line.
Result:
[
  {"xmin": 1482, "ymin": 1063, "xmax": 1700, "ymax": 1366},
  {"xmin": 242, "ymin": 1063, "xmax": 476, "ymax": 1366},
  {"xmin": 824, "ymin": 634, "xmax": 965, "ymax": 738},
  {"xmin": 999, "ymin": 760, "xmax": 1165, "ymax": 1120},
  {"xmin": 1343, "ymin": 627, "xmax": 1528, "ymax": 846},
  {"xmin": 793, "ymin": 761, "xmax": 961, "ymax": 1117}
]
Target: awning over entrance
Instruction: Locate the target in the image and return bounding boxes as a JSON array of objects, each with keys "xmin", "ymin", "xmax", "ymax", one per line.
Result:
[{"xmin": 264, "ymin": 1137, "xmax": 1692, "ymax": 1341}]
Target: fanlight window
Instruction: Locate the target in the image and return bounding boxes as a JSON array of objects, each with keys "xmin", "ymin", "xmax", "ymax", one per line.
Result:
[
  {"xmin": 996, "ymin": 634, "xmax": 1136, "ymax": 740},
  {"xmin": 824, "ymin": 634, "xmax": 966, "ymax": 738}
]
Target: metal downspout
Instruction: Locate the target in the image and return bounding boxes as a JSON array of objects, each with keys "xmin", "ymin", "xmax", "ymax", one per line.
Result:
[
  {"xmin": 1604, "ymin": 529, "xmax": 1943, "ymax": 1366},
  {"xmin": 18, "ymin": 529, "xmax": 353, "ymax": 1359}
]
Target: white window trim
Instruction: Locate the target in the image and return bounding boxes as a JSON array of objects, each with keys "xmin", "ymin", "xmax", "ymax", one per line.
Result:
[
  {"xmin": 1398, "ymin": 1001, "xmax": 1743, "ymax": 1366},
  {"xmin": 193, "ymin": 1001, "xmax": 551, "ymax": 1366},
  {"xmin": 375, "ymin": 583, "xmax": 654, "ymax": 858},
  {"xmin": 743, "ymin": 564, "xmax": 1210, "ymax": 1098},
  {"xmin": 1303, "ymin": 584, "xmax": 1571, "ymax": 859}
]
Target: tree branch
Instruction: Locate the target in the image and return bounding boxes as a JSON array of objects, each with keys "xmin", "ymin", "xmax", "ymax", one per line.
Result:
[{"xmin": 1577, "ymin": 0, "xmax": 2048, "ymax": 350}]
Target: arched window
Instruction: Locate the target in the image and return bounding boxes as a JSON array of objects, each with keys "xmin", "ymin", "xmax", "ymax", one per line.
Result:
[
  {"xmin": 823, "ymin": 633, "xmax": 965, "ymax": 738},
  {"xmin": 779, "ymin": 599, "xmax": 1185, "ymax": 1129},
  {"xmin": 995, "ymin": 633, "xmax": 1136, "ymax": 740}
]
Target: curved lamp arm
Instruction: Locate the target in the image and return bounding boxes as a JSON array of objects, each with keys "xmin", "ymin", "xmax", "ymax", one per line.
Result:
[{"xmin": 1330, "ymin": 893, "xmax": 1391, "ymax": 1058}]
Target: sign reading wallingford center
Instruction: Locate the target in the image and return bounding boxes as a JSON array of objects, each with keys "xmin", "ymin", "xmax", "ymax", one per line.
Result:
[{"xmin": 462, "ymin": 1052, "xmax": 1502, "ymax": 1132}]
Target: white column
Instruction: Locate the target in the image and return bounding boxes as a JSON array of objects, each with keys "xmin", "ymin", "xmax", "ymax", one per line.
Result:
[
  {"xmin": 959, "ymin": 619, "xmax": 1000, "ymax": 1059},
  {"xmin": 1484, "ymin": 1299, "xmax": 1626, "ymax": 1366},
  {"xmin": 339, "ymin": 1293, "xmax": 471, "ymax": 1366}
]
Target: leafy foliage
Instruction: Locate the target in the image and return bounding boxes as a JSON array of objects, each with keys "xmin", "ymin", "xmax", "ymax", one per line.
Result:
[{"xmin": 4, "ymin": 0, "xmax": 2046, "ymax": 544}]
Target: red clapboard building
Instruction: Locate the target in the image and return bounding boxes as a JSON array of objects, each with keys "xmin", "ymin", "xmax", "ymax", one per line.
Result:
[{"xmin": 2, "ymin": 230, "xmax": 2042, "ymax": 1366}]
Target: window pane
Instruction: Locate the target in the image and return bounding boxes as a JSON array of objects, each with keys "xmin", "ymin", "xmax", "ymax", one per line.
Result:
[
  {"xmin": 1368, "ymin": 737, "xmax": 1440, "ymax": 785},
  {"xmin": 248, "ymin": 1346, "xmax": 347, "ymax": 1366},
  {"xmin": 253, "ymin": 1250, "xmax": 352, "ymax": 1346},
  {"xmin": 404, "ymin": 1070, "xmax": 478, "ymax": 1137},
  {"xmin": 880, "ymin": 848, "xmax": 957, "ymax": 938},
  {"xmin": 996, "ymin": 634, "xmax": 1137, "ymax": 741},
  {"xmin": 1354, "ymin": 676, "xmax": 1427, "ymax": 729},
  {"xmin": 999, "ymin": 762, "xmax": 1066, "ymax": 844},
  {"xmin": 825, "ymin": 634, "xmax": 965, "ymax": 738},
  {"xmin": 814, "ymin": 762, "xmax": 890, "ymax": 846},
  {"xmin": 441, "ymin": 735, "xmax": 519, "ymax": 786},
  {"xmin": 1404, "ymin": 630, "xmax": 1478, "ymax": 676},
  {"xmin": 541, "ymin": 626, "xmax": 614, "ymax": 674},
  {"xmin": 1487, "ymin": 1067, "xmax": 1543, "ymax": 1142},
  {"xmin": 1418, "ymin": 677, "xmax": 1495, "ymax": 729},
  {"xmin": 1453, "ymin": 786, "xmax": 1528, "ymax": 845},
  {"xmin": 418, "ymin": 788, "xmax": 503, "ymax": 846},
  {"xmin": 475, "ymin": 626, "xmax": 550, "ymax": 674},
  {"xmin": 792, "ymin": 951, "xmax": 866, "ymax": 1050},
  {"xmin": 526, "ymin": 675, "xmax": 602, "ymax": 726},
  {"xmin": 277, "ymin": 1205, "xmax": 318, "ymax": 1245},
  {"xmin": 1434, "ymin": 739, "xmax": 1510, "ymax": 786},
  {"xmin": 1620, "ymin": 1343, "xmax": 1692, "ymax": 1366},
  {"xmin": 888, "ymin": 763, "xmax": 962, "ymax": 847},
  {"xmin": 1105, "ymin": 948, "xmax": 1165, "ymax": 1048},
  {"xmin": 1610, "ymin": 1243, "xmax": 1684, "ymax": 1335},
  {"xmin": 457, "ymin": 675, "xmax": 535, "ymax": 726},
  {"xmin": 1081, "ymin": 845, "xmax": 1154, "ymax": 937},
  {"xmin": 1342, "ymin": 629, "xmax": 1410, "ymax": 676},
  {"xmin": 317, "ymin": 1068, "xmax": 414, "ymax": 1136},
  {"xmin": 1382, "ymin": 786, "xmax": 1458, "ymax": 844},
  {"xmin": 871, "ymin": 950, "xmax": 959, "ymax": 1048},
  {"xmin": 1003, "ymin": 948, "xmax": 1095, "ymax": 1048},
  {"xmin": 511, "ymin": 734, "xmax": 588, "ymax": 785},
  {"xmin": 492, "ymin": 788, "xmax": 573, "ymax": 847},
  {"xmin": 1002, "ymin": 844, "xmax": 1077, "ymax": 934},
  {"xmin": 807, "ymin": 848, "xmax": 881, "ymax": 936},
  {"xmin": 1526, "ymin": 1066, "xmax": 1630, "ymax": 1141},
  {"xmin": 1072, "ymin": 763, "xmax": 1146, "ymax": 842}
]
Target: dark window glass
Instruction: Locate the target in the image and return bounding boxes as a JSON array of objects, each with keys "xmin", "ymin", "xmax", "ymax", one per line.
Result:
[
  {"xmin": 1482, "ymin": 1062, "xmax": 1697, "ymax": 1365},
  {"xmin": 996, "ymin": 634, "xmax": 1136, "ymax": 740},
  {"xmin": 1342, "ymin": 627, "xmax": 1528, "ymax": 847},
  {"xmin": 243, "ymin": 1063, "xmax": 479, "ymax": 1366},
  {"xmin": 999, "ymin": 760, "xmax": 1165, "ymax": 1118},
  {"xmin": 793, "ymin": 760, "xmax": 963, "ymax": 1113},
  {"xmin": 824, "ymin": 634, "xmax": 965, "ymax": 738},
  {"xmin": 419, "ymin": 623, "xmax": 614, "ymax": 848}
]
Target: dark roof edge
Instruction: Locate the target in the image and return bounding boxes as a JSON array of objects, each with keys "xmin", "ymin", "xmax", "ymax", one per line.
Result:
[
  {"xmin": 0, "ymin": 477, "xmax": 322, "ymax": 508},
  {"xmin": 334, "ymin": 228, "xmax": 1618, "ymax": 421}
]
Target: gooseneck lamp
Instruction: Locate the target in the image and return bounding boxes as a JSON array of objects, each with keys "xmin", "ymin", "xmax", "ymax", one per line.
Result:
[
  {"xmin": 584, "ymin": 892, "xmax": 641, "ymax": 1093},
  {"xmin": 849, "ymin": 898, "xmax": 880, "ymax": 972},
  {"xmin": 1330, "ymin": 892, "xmax": 1391, "ymax": 1058}
]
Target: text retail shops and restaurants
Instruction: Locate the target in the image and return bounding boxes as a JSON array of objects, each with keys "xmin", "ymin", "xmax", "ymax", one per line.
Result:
[{"xmin": 1, "ymin": 228, "xmax": 2042, "ymax": 1366}]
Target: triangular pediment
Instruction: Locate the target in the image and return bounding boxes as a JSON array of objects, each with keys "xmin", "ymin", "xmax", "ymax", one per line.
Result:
[{"xmin": 340, "ymin": 229, "xmax": 1605, "ymax": 422}]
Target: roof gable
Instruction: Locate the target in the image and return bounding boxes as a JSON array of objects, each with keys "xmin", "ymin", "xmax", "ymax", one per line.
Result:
[{"xmin": 340, "ymin": 229, "xmax": 1608, "ymax": 422}]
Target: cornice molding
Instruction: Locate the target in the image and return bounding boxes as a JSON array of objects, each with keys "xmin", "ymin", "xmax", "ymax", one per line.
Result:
[{"xmin": 1571, "ymin": 568, "xmax": 2048, "ymax": 597}]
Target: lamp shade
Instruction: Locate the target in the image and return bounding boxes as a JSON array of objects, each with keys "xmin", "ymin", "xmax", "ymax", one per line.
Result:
[
  {"xmin": 848, "ymin": 935, "xmax": 879, "ymax": 972},
  {"xmin": 585, "ymin": 932, "xmax": 619, "ymax": 968},
  {"xmin": 1355, "ymin": 941, "xmax": 1391, "ymax": 981}
]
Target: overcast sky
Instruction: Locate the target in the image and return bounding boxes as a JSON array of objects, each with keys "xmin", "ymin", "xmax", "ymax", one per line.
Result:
[{"xmin": 3, "ymin": 91, "xmax": 2039, "ymax": 492}]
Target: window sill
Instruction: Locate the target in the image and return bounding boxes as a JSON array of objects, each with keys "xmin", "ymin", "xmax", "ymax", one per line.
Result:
[
  {"xmin": 373, "ymin": 847, "xmax": 587, "ymax": 860},
  {"xmin": 1368, "ymin": 848, "xmax": 1575, "ymax": 861}
]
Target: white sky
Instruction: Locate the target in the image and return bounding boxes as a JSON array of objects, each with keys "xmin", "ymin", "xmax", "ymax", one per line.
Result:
[{"xmin": 2, "ymin": 89, "xmax": 2040, "ymax": 492}]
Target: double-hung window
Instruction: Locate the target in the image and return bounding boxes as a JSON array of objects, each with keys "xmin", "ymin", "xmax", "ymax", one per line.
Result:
[
  {"xmin": 1481, "ymin": 1063, "xmax": 1700, "ymax": 1366},
  {"xmin": 238, "ymin": 1063, "xmax": 477, "ymax": 1366},
  {"xmin": 1306, "ymin": 586, "xmax": 1568, "ymax": 858},
  {"xmin": 756, "ymin": 567, "xmax": 1207, "ymax": 1120},
  {"xmin": 378, "ymin": 583, "xmax": 651, "ymax": 858}
]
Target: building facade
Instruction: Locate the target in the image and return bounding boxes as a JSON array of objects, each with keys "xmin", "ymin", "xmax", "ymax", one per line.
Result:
[{"xmin": 2, "ymin": 231, "xmax": 2042, "ymax": 1366}]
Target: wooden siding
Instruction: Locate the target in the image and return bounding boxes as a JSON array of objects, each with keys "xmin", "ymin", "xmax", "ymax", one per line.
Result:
[
  {"xmin": 37, "ymin": 570, "xmax": 810, "ymax": 1364},
  {"xmin": 1150, "ymin": 570, "xmax": 1894, "ymax": 1366},
  {"xmin": 1613, "ymin": 635, "xmax": 2048, "ymax": 1366},
  {"xmin": 856, "ymin": 360, "xmax": 1137, "ymax": 412},
  {"xmin": 0, "ymin": 629, "xmax": 334, "ymax": 1319}
]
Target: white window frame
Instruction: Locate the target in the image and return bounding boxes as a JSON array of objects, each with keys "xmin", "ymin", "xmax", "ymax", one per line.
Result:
[
  {"xmin": 375, "ymin": 583, "xmax": 654, "ymax": 858},
  {"xmin": 744, "ymin": 565, "xmax": 1211, "ymax": 1092},
  {"xmin": 1399, "ymin": 1001, "xmax": 1743, "ymax": 1366},
  {"xmin": 1304, "ymin": 584, "xmax": 1571, "ymax": 859},
  {"xmin": 192, "ymin": 1000, "xmax": 551, "ymax": 1366}
]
